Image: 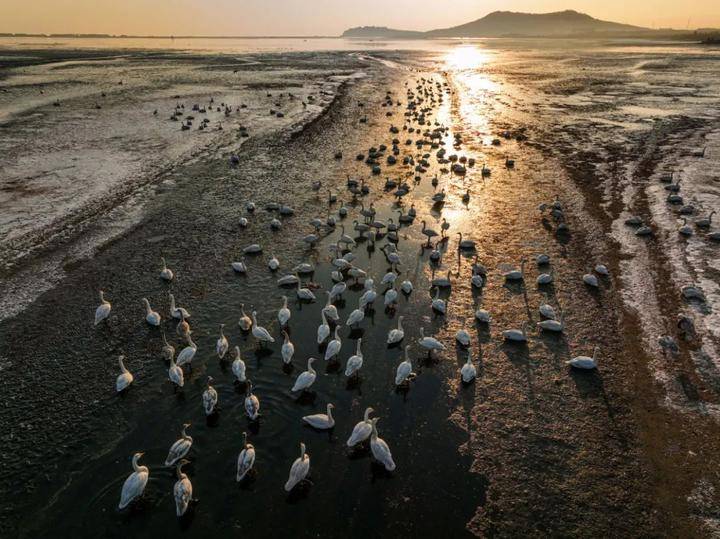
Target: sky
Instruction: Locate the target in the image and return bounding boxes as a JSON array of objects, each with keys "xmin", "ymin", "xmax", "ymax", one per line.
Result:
[{"xmin": 1, "ymin": 0, "xmax": 718, "ymax": 36}]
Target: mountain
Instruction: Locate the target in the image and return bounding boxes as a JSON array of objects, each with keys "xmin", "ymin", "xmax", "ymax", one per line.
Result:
[{"xmin": 342, "ymin": 10, "xmax": 650, "ymax": 39}]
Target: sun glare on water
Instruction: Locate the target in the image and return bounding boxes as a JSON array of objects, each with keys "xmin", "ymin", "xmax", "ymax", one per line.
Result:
[{"xmin": 444, "ymin": 45, "xmax": 487, "ymax": 71}]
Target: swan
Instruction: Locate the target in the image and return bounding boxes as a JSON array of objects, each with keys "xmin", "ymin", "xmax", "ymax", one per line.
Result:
[
  {"xmin": 324, "ymin": 326, "xmax": 342, "ymax": 361},
  {"xmin": 475, "ymin": 309, "xmax": 491, "ymax": 323},
  {"xmin": 636, "ymin": 225, "xmax": 652, "ymax": 236},
  {"xmin": 173, "ymin": 460, "xmax": 192, "ymax": 517},
  {"xmin": 347, "ymin": 407, "xmax": 374, "ymax": 446},
  {"xmin": 364, "ymin": 277, "xmax": 375, "ymax": 291},
  {"xmin": 142, "ymin": 298, "xmax": 161, "ymax": 326},
  {"xmin": 441, "ymin": 218, "xmax": 450, "ymax": 236},
  {"xmin": 160, "ymin": 257, "xmax": 174, "ymax": 281},
  {"xmin": 270, "ymin": 218, "xmax": 282, "ymax": 230},
  {"xmin": 284, "ymin": 443, "xmax": 310, "ymax": 492},
  {"xmin": 292, "ymin": 357, "xmax": 317, "ymax": 392},
  {"xmin": 243, "ymin": 380, "xmax": 261, "ymax": 420},
  {"xmin": 94, "ymin": 290, "xmax": 111, "ymax": 326},
  {"xmin": 431, "ymin": 270, "xmax": 452, "ymax": 288},
  {"xmin": 472, "ymin": 256, "xmax": 488, "ymax": 276},
  {"xmin": 321, "ymin": 293, "xmax": 340, "ymax": 324},
  {"xmin": 695, "ymin": 210, "xmax": 716, "ymax": 228},
  {"xmin": 503, "ymin": 259, "xmax": 526, "ymax": 281},
  {"xmin": 503, "ymin": 322, "xmax": 528, "ymax": 342},
  {"xmin": 583, "ymin": 273, "xmax": 599, "ymax": 287},
  {"xmin": 231, "ymin": 257, "xmax": 248, "ymax": 273},
  {"xmin": 303, "ymin": 403, "xmax": 335, "ymax": 429},
  {"xmin": 268, "ymin": 253, "xmax": 280, "ymax": 271},
  {"xmin": 432, "ymin": 189, "xmax": 446, "ymax": 203},
  {"xmin": 539, "ymin": 304, "xmax": 556, "ymax": 319},
  {"xmin": 457, "ymin": 232, "xmax": 476, "ymax": 250},
  {"xmin": 331, "ymin": 270, "xmax": 344, "ymax": 282},
  {"xmin": 278, "ymin": 296, "xmax": 291, "ymax": 327},
  {"xmin": 317, "ymin": 311, "xmax": 331, "ymax": 344},
  {"xmin": 281, "ymin": 331, "xmax": 295, "ymax": 364},
  {"xmin": 246, "ymin": 201, "xmax": 256, "ymax": 212},
  {"xmin": 419, "ymin": 327, "xmax": 445, "ymax": 355},
  {"xmin": 165, "ymin": 423, "xmax": 193, "ymax": 466},
  {"xmin": 420, "ymin": 220, "xmax": 438, "ymax": 245},
  {"xmin": 161, "ymin": 331, "xmax": 175, "ymax": 361},
  {"xmin": 471, "ymin": 273, "xmax": 484, "ymax": 288},
  {"xmin": 231, "ymin": 346, "xmax": 246, "ymax": 382},
  {"xmin": 329, "ymin": 280, "xmax": 347, "ymax": 300},
  {"xmin": 216, "ymin": 324, "xmax": 229, "ymax": 359},
  {"xmin": 567, "ymin": 346, "xmax": 599, "ymax": 370},
  {"xmin": 338, "ymin": 200, "xmax": 349, "ymax": 217},
  {"xmin": 538, "ymin": 317, "xmax": 563, "ymax": 332},
  {"xmin": 370, "ymin": 418, "xmax": 396, "ymax": 471},
  {"xmin": 347, "ymin": 266, "xmax": 367, "ymax": 282},
  {"xmin": 395, "ymin": 346, "xmax": 415, "ymax": 385},
  {"xmin": 345, "ymin": 339, "xmax": 364, "ymax": 377},
  {"xmin": 359, "ymin": 286, "xmax": 377, "ymax": 309},
  {"xmin": 594, "ymin": 264, "xmax": 610, "ymax": 276},
  {"xmin": 176, "ymin": 312, "xmax": 190, "ymax": 337},
  {"xmin": 169, "ymin": 353, "xmax": 184, "ymax": 388},
  {"xmin": 238, "ymin": 303, "xmax": 252, "ymax": 331},
  {"xmin": 400, "ymin": 280, "xmax": 413, "ymax": 294},
  {"xmin": 431, "ymin": 288, "xmax": 446, "ymax": 314},
  {"xmin": 202, "ymin": 376, "xmax": 218, "ymax": 416},
  {"xmin": 384, "ymin": 285, "xmax": 398, "ymax": 308},
  {"xmin": 236, "ymin": 432, "xmax": 256, "ymax": 482},
  {"xmin": 345, "ymin": 299, "xmax": 365, "ymax": 327},
  {"xmin": 243, "ymin": 243, "xmax": 262, "ymax": 254},
  {"xmin": 116, "ymin": 355, "xmax": 134, "ymax": 392},
  {"xmin": 251, "ymin": 311, "xmax": 275, "ymax": 346},
  {"xmin": 296, "ymin": 274, "xmax": 316, "ymax": 301},
  {"xmin": 381, "ymin": 271, "xmax": 398, "ymax": 285},
  {"xmin": 537, "ymin": 272, "xmax": 553, "ymax": 285},
  {"xmin": 387, "ymin": 316, "xmax": 404, "ymax": 344},
  {"xmin": 239, "ymin": 216, "xmax": 248, "ymax": 228},
  {"xmin": 169, "ymin": 293, "xmax": 190, "ymax": 319},
  {"xmin": 277, "ymin": 273, "xmax": 299, "ymax": 286},
  {"xmin": 408, "ymin": 204, "xmax": 417, "ymax": 218},
  {"xmin": 294, "ymin": 262, "xmax": 316, "ymax": 273},
  {"xmin": 456, "ymin": 328, "xmax": 471, "ymax": 347},
  {"xmin": 339, "ymin": 225, "xmax": 356, "ymax": 246},
  {"xmin": 460, "ymin": 355, "xmax": 477, "ymax": 383},
  {"xmin": 536, "ymin": 254, "xmax": 550, "ymax": 265},
  {"xmin": 118, "ymin": 452, "xmax": 149, "ymax": 510},
  {"xmin": 176, "ymin": 334, "xmax": 197, "ymax": 368}
]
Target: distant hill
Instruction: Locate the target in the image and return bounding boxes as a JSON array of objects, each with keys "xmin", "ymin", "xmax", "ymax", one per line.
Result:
[{"xmin": 343, "ymin": 9, "xmax": 653, "ymax": 39}]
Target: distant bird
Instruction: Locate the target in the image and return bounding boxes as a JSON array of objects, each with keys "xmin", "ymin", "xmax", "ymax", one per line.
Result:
[
  {"xmin": 387, "ymin": 316, "xmax": 405, "ymax": 344},
  {"xmin": 251, "ymin": 311, "xmax": 275, "ymax": 346},
  {"xmin": 118, "ymin": 452, "xmax": 149, "ymax": 510},
  {"xmin": 567, "ymin": 346, "xmax": 600, "ymax": 370},
  {"xmin": 236, "ymin": 432, "xmax": 256, "ymax": 482},
  {"xmin": 116, "ymin": 356, "xmax": 134, "ymax": 392},
  {"xmin": 165, "ymin": 423, "xmax": 193, "ymax": 466},
  {"xmin": 370, "ymin": 418, "xmax": 396, "ymax": 471},
  {"xmin": 284, "ymin": 442, "xmax": 310, "ymax": 492},
  {"xmin": 169, "ymin": 293, "xmax": 191, "ymax": 319},
  {"xmin": 281, "ymin": 331, "xmax": 295, "ymax": 364},
  {"xmin": 202, "ymin": 377, "xmax": 218, "ymax": 416},
  {"xmin": 395, "ymin": 346, "xmax": 415, "ymax": 386},
  {"xmin": 347, "ymin": 407, "xmax": 374, "ymax": 447},
  {"xmin": 345, "ymin": 338, "xmax": 364, "ymax": 377},
  {"xmin": 142, "ymin": 298, "xmax": 161, "ymax": 326},
  {"xmin": 215, "ymin": 324, "xmax": 229, "ymax": 359},
  {"xmin": 173, "ymin": 460, "xmax": 192, "ymax": 517},
  {"xmin": 160, "ymin": 257, "xmax": 174, "ymax": 281},
  {"xmin": 292, "ymin": 358, "xmax": 317, "ymax": 392},
  {"xmin": 303, "ymin": 403, "xmax": 336, "ymax": 429},
  {"xmin": 244, "ymin": 381, "xmax": 260, "ymax": 420},
  {"xmin": 94, "ymin": 290, "xmax": 111, "ymax": 326}
]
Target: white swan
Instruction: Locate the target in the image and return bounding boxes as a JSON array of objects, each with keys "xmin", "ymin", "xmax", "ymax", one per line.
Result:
[
  {"xmin": 345, "ymin": 338, "xmax": 363, "ymax": 377},
  {"xmin": 243, "ymin": 243, "xmax": 262, "ymax": 254},
  {"xmin": 244, "ymin": 380, "xmax": 260, "ymax": 420},
  {"xmin": 176, "ymin": 334, "xmax": 197, "ymax": 368},
  {"xmin": 431, "ymin": 288, "xmax": 446, "ymax": 314},
  {"xmin": 293, "ymin": 262, "xmax": 315, "ymax": 274},
  {"xmin": 278, "ymin": 296, "xmax": 291, "ymax": 327},
  {"xmin": 118, "ymin": 452, "xmax": 149, "ymax": 510},
  {"xmin": 232, "ymin": 346, "xmax": 247, "ymax": 382},
  {"xmin": 281, "ymin": 331, "xmax": 295, "ymax": 364},
  {"xmin": 216, "ymin": 324, "xmax": 229, "ymax": 359},
  {"xmin": 329, "ymin": 280, "xmax": 347, "ymax": 300},
  {"xmin": 284, "ymin": 442, "xmax": 310, "ymax": 492},
  {"xmin": 296, "ymin": 274, "xmax": 316, "ymax": 301},
  {"xmin": 475, "ymin": 309, "xmax": 491, "ymax": 323},
  {"xmin": 169, "ymin": 293, "xmax": 190, "ymax": 319},
  {"xmin": 347, "ymin": 407, "xmax": 374, "ymax": 447},
  {"xmin": 231, "ymin": 257, "xmax": 248, "ymax": 273},
  {"xmin": 460, "ymin": 355, "xmax": 477, "ymax": 383},
  {"xmin": 567, "ymin": 346, "xmax": 599, "ymax": 370},
  {"xmin": 359, "ymin": 286, "xmax": 377, "ymax": 309},
  {"xmin": 401, "ymin": 280, "xmax": 413, "ymax": 294},
  {"xmin": 161, "ymin": 331, "xmax": 175, "ymax": 361},
  {"xmin": 202, "ymin": 376, "xmax": 218, "ymax": 416},
  {"xmin": 456, "ymin": 328, "xmax": 471, "ymax": 347},
  {"xmin": 160, "ymin": 257, "xmax": 174, "ymax": 281},
  {"xmin": 165, "ymin": 423, "xmax": 193, "ymax": 466},
  {"xmin": 277, "ymin": 274, "xmax": 299, "ymax": 286},
  {"xmin": 292, "ymin": 357, "xmax": 317, "ymax": 392},
  {"xmin": 381, "ymin": 271, "xmax": 398, "ymax": 285},
  {"xmin": 236, "ymin": 432, "xmax": 256, "ymax": 482},
  {"xmin": 537, "ymin": 272, "xmax": 553, "ymax": 285},
  {"xmin": 303, "ymin": 403, "xmax": 335, "ymax": 429},
  {"xmin": 583, "ymin": 273, "xmax": 599, "ymax": 287},
  {"xmin": 538, "ymin": 318, "xmax": 563, "ymax": 332},
  {"xmin": 419, "ymin": 327, "xmax": 445, "ymax": 355},
  {"xmin": 322, "ymin": 291, "xmax": 340, "ymax": 322},
  {"xmin": 173, "ymin": 460, "xmax": 192, "ymax": 517},
  {"xmin": 268, "ymin": 253, "xmax": 280, "ymax": 271},
  {"xmin": 346, "ymin": 298, "xmax": 365, "ymax": 327},
  {"xmin": 387, "ymin": 316, "xmax": 404, "ymax": 344},
  {"xmin": 238, "ymin": 304, "xmax": 252, "ymax": 331},
  {"xmin": 503, "ymin": 322, "xmax": 528, "ymax": 342},
  {"xmin": 324, "ymin": 326, "xmax": 342, "ymax": 361},
  {"xmin": 94, "ymin": 290, "xmax": 111, "ymax": 326},
  {"xmin": 384, "ymin": 284, "xmax": 399, "ymax": 308},
  {"xmin": 536, "ymin": 253, "xmax": 550, "ymax": 265},
  {"xmin": 116, "ymin": 356, "xmax": 134, "ymax": 392},
  {"xmin": 539, "ymin": 304, "xmax": 556, "ymax": 319},
  {"xmin": 395, "ymin": 346, "xmax": 414, "ymax": 386},
  {"xmin": 142, "ymin": 298, "xmax": 161, "ymax": 326},
  {"xmin": 504, "ymin": 259, "xmax": 526, "ymax": 281},
  {"xmin": 317, "ymin": 310, "xmax": 331, "ymax": 344},
  {"xmin": 370, "ymin": 418, "xmax": 396, "ymax": 471},
  {"xmin": 594, "ymin": 264, "xmax": 609, "ymax": 276},
  {"xmin": 169, "ymin": 353, "xmax": 184, "ymax": 388},
  {"xmin": 251, "ymin": 311, "xmax": 275, "ymax": 346}
]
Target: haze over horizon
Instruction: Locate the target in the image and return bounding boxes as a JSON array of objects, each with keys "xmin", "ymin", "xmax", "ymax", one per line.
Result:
[{"xmin": 1, "ymin": 0, "xmax": 718, "ymax": 36}]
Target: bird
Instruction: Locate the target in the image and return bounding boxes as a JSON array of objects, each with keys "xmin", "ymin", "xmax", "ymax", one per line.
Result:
[
  {"xmin": 370, "ymin": 418, "xmax": 396, "ymax": 471},
  {"xmin": 418, "ymin": 327, "xmax": 445, "ymax": 356},
  {"xmin": 381, "ymin": 271, "xmax": 398, "ymax": 286},
  {"xmin": 329, "ymin": 280, "xmax": 347, "ymax": 300},
  {"xmin": 387, "ymin": 316, "xmax": 405, "ymax": 345},
  {"xmin": 359, "ymin": 286, "xmax": 377, "ymax": 309},
  {"xmin": 243, "ymin": 243, "xmax": 262, "ymax": 254},
  {"xmin": 268, "ymin": 253, "xmax": 280, "ymax": 271},
  {"xmin": 142, "ymin": 298, "xmax": 161, "ymax": 326},
  {"xmin": 202, "ymin": 377, "xmax": 218, "ymax": 416},
  {"xmin": 538, "ymin": 317, "xmax": 563, "ymax": 332},
  {"xmin": 536, "ymin": 253, "xmax": 550, "ymax": 265},
  {"xmin": 169, "ymin": 293, "xmax": 191, "ymax": 319},
  {"xmin": 346, "ymin": 298, "xmax": 365, "ymax": 327},
  {"xmin": 317, "ymin": 310, "xmax": 331, "ymax": 344},
  {"xmin": 281, "ymin": 331, "xmax": 295, "ymax": 364},
  {"xmin": 395, "ymin": 346, "xmax": 415, "ymax": 386},
  {"xmin": 161, "ymin": 331, "xmax": 175, "ymax": 361},
  {"xmin": 567, "ymin": 346, "xmax": 600, "ymax": 370},
  {"xmin": 236, "ymin": 432, "xmax": 256, "ymax": 482},
  {"xmin": 456, "ymin": 328, "xmax": 471, "ymax": 347},
  {"xmin": 460, "ymin": 355, "xmax": 477, "ymax": 383},
  {"xmin": 325, "ymin": 326, "xmax": 342, "ymax": 361},
  {"xmin": 244, "ymin": 381, "xmax": 260, "ymax": 420},
  {"xmin": 169, "ymin": 353, "xmax": 184, "ymax": 388},
  {"xmin": 173, "ymin": 460, "xmax": 192, "ymax": 517},
  {"xmin": 475, "ymin": 309, "xmax": 491, "ymax": 323},
  {"xmin": 471, "ymin": 274, "xmax": 484, "ymax": 288},
  {"xmin": 94, "ymin": 290, "xmax": 111, "ymax": 326},
  {"xmin": 277, "ymin": 273, "xmax": 299, "ymax": 286},
  {"xmin": 251, "ymin": 311, "xmax": 275, "ymax": 346},
  {"xmin": 400, "ymin": 280, "xmax": 413, "ymax": 294},
  {"xmin": 165, "ymin": 423, "xmax": 193, "ymax": 466},
  {"xmin": 238, "ymin": 304, "xmax": 252, "ymax": 331},
  {"xmin": 456, "ymin": 232, "xmax": 476, "ymax": 250},
  {"xmin": 503, "ymin": 259, "xmax": 526, "ymax": 281},
  {"xmin": 431, "ymin": 288, "xmax": 446, "ymax": 314},
  {"xmin": 278, "ymin": 296, "xmax": 291, "ymax": 327},
  {"xmin": 292, "ymin": 358, "xmax": 317, "ymax": 392},
  {"xmin": 231, "ymin": 346, "xmax": 247, "ymax": 382},
  {"xmin": 345, "ymin": 338, "xmax": 364, "ymax": 377},
  {"xmin": 420, "ymin": 220, "xmax": 439, "ymax": 245},
  {"xmin": 384, "ymin": 284, "xmax": 399, "ymax": 308},
  {"xmin": 583, "ymin": 273, "xmax": 599, "ymax": 287},
  {"xmin": 116, "ymin": 356, "xmax": 133, "ymax": 392},
  {"xmin": 284, "ymin": 443, "xmax": 310, "ymax": 492},
  {"xmin": 322, "ymin": 291, "xmax": 340, "ymax": 322},
  {"xmin": 160, "ymin": 257, "xmax": 174, "ymax": 281},
  {"xmin": 296, "ymin": 274, "xmax": 316, "ymax": 301},
  {"xmin": 431, "ymin": 270, "xmax": 452, "ymax": 288},
  {"xmin": 176, "ymin": 312, "xmax": 190, "ymax": 337},
  {"xmin": 594, "ymin": 264, "xmax": 610, "ymax": 276},
  {"xmin": 303, "ymin": 403, "xmax": 336, "ymax": 429},
  {"xmin": 176, "ymin": 334, "xmax": 197, "ymax": 368},
  {"xmin": 539, "ymin": 304, "xmax": 556, "ymax": 319},
  {"xmin": 347, "ymin": 407, "xmax": 374, "ymax": 447},
  {"xmin": 231, "ymin": 257, "xmax": 248, "ymax": 273},
  {"xmin": 118, "ymin": 452, "xmax": 149, "ymax": 510},
  {"xmin": 503, "ymin": 322, "xmax": 528, "ymax": 342},
  {"xmin": 216, "ymin": 324, "xmax": 229, "ymax": 359}
]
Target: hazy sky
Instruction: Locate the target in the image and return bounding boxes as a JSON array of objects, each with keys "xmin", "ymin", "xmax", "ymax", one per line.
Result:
[{"xmin": 1, "ymin": 0, "xmax": 718, "ymax": 35}]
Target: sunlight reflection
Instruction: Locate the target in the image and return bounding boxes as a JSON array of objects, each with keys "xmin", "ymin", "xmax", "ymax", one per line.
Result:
[{"xmin": 444, "ymin": 45, "xmax": 488, "ymax": 71}]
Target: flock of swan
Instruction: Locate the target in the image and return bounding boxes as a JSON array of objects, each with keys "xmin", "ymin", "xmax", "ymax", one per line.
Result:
[{"xmin": 94, "ymin": 74, "xmax": 604, "ymax": 518}]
